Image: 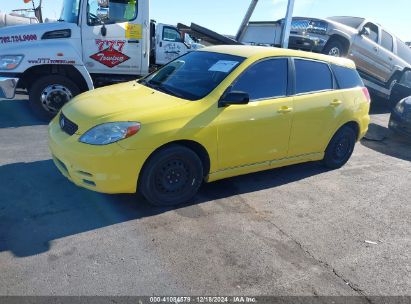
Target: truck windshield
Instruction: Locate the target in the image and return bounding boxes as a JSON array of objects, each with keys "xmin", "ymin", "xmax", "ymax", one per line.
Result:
[
  {"xmin": 139, "ymin": 51, "xmax": 245, "ymax": 101},
  {"xmin": 59, "ymin": 0, "xmax": 81, "ymax": 23}
]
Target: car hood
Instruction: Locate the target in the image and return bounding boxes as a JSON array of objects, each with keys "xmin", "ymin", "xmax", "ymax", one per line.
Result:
[{"xmin": 62, "ymin": 81, "xmax": 190, "ymax": 134}]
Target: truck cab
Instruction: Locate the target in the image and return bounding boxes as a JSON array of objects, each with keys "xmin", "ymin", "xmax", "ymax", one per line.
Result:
[{"xmin": 0, "ymin": 0, "xmax": 195, "ymax": 119}]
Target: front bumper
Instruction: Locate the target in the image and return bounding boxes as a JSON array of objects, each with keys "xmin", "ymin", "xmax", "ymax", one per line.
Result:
[
  {"xmin": 0, "ymin": 77, "xmax": 19, "ymax": 99},
  {"xmin": 288, "ymin": 34, "xmax": 327, "ymax": 52},
  {"xmin": 389, "ymin": 111, "xmax": 411, "ymax": 137},
  {"xmin": 48, "ymin": 114, "xmax": 152, "ymax": 194}
]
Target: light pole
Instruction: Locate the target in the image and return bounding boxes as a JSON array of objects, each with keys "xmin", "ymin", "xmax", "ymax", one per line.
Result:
[{"xmin": 281, "ymin": 0, "xmax": 295, "ymax": 48}]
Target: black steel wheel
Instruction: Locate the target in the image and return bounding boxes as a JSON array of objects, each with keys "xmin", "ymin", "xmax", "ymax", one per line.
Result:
[
  {"xmin": 323, "ymin": 125, "xmax": 357, "ymax": 169},
  {"xmin": 139, "ymin": 145, "xmax": 203, "ymax": 206}
]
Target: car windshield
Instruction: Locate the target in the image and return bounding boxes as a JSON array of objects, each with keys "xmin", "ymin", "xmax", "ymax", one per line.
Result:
[
  {"xmin": 59, "ymin": 0, "xmax": 81, "ymax": 23},
  {"xmin": 139, "ymin": 51, "xmax": 245, "ymax": 100},
  {"xmin": 400, "ymin": 70, "xmax": 411, "ymax": 87},
  {"xmin": 328, "ymin": 16, "xmax": 365, "ymax": 29}
]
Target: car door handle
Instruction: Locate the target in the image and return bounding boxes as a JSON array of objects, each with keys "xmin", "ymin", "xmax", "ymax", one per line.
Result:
[
  {"xmin": 373, "ymin": 46, "xmax": 378, "ymax": 52},
  {"xmin": 277, "ymin": 106, "xmax": 293, "ymax": 114},
  {"xmin": 330, "ymin": 99, "xmax": 342, "ymax": 106}
]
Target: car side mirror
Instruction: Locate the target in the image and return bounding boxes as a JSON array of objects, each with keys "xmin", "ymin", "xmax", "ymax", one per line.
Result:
[
  {"xmin": 359, "ymin": 27, "xmax": 370, "ymax": 36},
  {"xmin": 219, "ymin": 91, "xmax": 250, "ymax": 107}
]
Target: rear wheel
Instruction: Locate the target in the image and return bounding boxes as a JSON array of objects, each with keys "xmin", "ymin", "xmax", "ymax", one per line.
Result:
[
  {"xmin": 139, "ymin": 145, "xmax": 204, "ymax": 206},
  {"xmin": 29, "ymin": 75, "xmax": 80, "ymax": 121},
  {"xmin": 323, "ymin": 126, "xmax": 357, "ymax": 169}
]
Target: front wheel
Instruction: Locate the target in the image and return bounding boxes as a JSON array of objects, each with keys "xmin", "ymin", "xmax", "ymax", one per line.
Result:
[
  {"xmin": 139, "ymin": 145, "xmax": 204, "ymax": 206},
  {"xmin": 29, "ymin": 75, "xmax": 81, "ymax": 121},
  {"xmin": 323, "ymin": 40, "xmax": 345, "ymax": 57},
  {"xmin": 323, "ymin": 126, "xmax": 357, "ymax": 169}
]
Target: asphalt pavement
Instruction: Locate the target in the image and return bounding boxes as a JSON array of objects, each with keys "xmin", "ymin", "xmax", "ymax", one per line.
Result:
[{"xmin": 0, "ymin": 96, "xmax": 410, "ymax": 297}]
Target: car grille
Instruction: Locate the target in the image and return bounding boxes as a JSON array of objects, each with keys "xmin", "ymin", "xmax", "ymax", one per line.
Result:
[
  {"xmin": 59, "ymin": 113, "xmax": 78, "ymax": 136},
  {"xmin": 291, "ymin": 20, "xmax": 310, "ymax": 32}
]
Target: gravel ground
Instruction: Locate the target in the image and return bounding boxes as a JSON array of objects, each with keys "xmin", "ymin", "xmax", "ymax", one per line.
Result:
[{"xmin": 0, "ymin": 96, "xmax": 410, "ymax": 297}]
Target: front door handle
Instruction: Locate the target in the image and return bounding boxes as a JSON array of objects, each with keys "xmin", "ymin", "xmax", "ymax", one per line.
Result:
[
  {"xmin": 277, "ymin": 106, "xmax": 293, "ymax": 114},
  {"xmin": 330, "ymin": 99, "xmax": 342, "ymax": 106}
]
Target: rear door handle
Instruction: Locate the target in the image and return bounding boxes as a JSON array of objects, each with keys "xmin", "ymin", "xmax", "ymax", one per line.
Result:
[
  {"xmin": 373, "ymin": 46, "xmax": 378, "ymax": 52},
  {"xmin": 330, "ymin": 99, "xmax": 342, "ymax": 106},
  {"xmin": 277, "ymin": 106, "xmax": 293, "ymax": 114}
]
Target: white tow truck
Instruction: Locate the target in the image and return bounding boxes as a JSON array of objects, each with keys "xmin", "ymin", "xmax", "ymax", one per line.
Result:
[{"xmin": 0, "ymin": 0, "xmax": 203, "ymax": 119}]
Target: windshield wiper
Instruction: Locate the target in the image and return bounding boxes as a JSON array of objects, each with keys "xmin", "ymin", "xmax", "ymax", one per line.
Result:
[
  {"xmin": 139, "ymin": 79, "xmax": 184, "ymax": 99},
  {"xmin": 154, "ymin": 84, "xmax": 184, "ymax": 99}
]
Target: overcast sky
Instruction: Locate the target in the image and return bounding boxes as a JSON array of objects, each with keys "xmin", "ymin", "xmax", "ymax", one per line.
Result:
[{"xmin": 2, "ymin": 0, "xmax": 410, "ymax": 41}]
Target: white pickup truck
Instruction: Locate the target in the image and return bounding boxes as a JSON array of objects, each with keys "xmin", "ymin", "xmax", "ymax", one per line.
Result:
[{"xmin": 0, "ymin": 0, "xmax": 202, "ymax": 119}]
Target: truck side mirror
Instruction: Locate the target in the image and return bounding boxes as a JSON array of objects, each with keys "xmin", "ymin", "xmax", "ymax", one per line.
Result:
[
  {"xmin": 359, "ymin": 27, "xmax": 370, "ymax": 37},
  {"xmin": 97, "ymin": 8, "xmax": 110, "ymax": 22}
]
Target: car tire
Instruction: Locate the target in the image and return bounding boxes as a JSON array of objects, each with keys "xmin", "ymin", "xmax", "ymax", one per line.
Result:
[
  {"xmin": 29, "ymin": 75, "xmax": 81, "ymax": 121},
  {"xmin": 323, "ymin": 40, "xmax": 345, "ymax": 57},
  {"xmin": 139, "ymin": 145, "xmax": 204, "ymax": 206},
  {"xmin": 323, "ymin": 125, "xmax": 357, "ymax": 169}
]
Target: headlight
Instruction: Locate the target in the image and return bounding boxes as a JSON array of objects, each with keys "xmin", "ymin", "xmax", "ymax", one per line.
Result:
[
  {"xmin": 0, "ymin": 55, "xmax": 24, "ymax": 70},
  {"xmin": 79, "ymin": 122, "xmax": 141, "ymax": 145}
]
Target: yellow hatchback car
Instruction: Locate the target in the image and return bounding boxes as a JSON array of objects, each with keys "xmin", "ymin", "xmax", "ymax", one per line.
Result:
[{"xmin": 49, "ymin": 46, "xmax": 370, "ymax": 206}]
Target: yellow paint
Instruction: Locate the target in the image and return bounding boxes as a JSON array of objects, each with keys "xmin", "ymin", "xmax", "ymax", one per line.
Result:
[
  {"xmin": 125, "ymin": 23, "xmax": 142, "ymax": 39},
  {"xmin": 49, "ymin": 46, "xmax": 370, "ymax": 194}
]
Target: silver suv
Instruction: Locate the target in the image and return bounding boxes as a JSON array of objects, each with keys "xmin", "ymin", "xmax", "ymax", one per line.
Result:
[{"xmin": 288, "ymin": 16, "xmax": 411, "ymax": 99}]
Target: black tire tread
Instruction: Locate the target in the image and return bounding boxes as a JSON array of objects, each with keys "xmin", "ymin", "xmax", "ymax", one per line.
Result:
[{"xmin": 139, "ymin": 144, "xmax": 203, "ymax": 206}]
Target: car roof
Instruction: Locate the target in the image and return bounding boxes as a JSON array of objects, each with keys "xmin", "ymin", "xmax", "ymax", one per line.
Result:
[{"xmin": 199, "ymin": 45, "xmax": 356, "ymax": 69}]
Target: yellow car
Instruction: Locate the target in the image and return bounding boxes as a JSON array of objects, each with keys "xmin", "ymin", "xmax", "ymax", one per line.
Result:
[{"xmin": 49, "ymin": 46, "xmax": 371, "ymax": 206}]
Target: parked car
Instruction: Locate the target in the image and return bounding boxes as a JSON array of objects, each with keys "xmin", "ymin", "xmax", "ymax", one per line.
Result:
[
  {"xmin": 389, "ymin": 96, "xmax": 411, "ymax": 137},
  {"xmin": 390, "ymin": 68, "xmax": 411, "ymax": 105},
  {"xmin": 49, "ymin": 46, "xmax": 371, "ymax": 206},
  {"xmin": 241, "ymin": 16, "xmax": 411, "ymax": 101}
]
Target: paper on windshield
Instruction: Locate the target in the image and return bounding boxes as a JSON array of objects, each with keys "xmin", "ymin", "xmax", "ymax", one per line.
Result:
[{"xmin": 209, "ymin": 60, "xmax": 239, "ymax": 73}]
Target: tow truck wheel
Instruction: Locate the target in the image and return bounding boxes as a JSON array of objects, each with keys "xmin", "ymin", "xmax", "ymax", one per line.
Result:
[{"xmin": 29, "ymin": 75, "xmax": 80, "ymax": 121}]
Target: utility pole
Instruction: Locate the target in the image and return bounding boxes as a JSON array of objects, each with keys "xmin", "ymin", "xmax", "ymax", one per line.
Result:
[
  {"xmin": 235, "ymin": 0, "xmax": 259, "ymax": 42},
  {"xmin": 281, "ymin": 0, "xmax": 295, "ymax": 48}
]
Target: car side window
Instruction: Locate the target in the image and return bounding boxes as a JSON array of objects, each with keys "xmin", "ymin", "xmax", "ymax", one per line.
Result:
[
  {"xmin": 363, "ymin": 22, "xmax": 379, "ymax": 43},
  {"xmin": 331, "ymin": 65, "xmax": 364, "ymax": 89},
  {"xmin": 381, "ymin": 30, "xmax": 394, "ymax": 52},
  {"xmin": 231, "ymin": 58, "xmax": 288, "ymax": 101},
  {"xmin": 163, "ymin": 27, "xmax": 182, "ymax": 42},
  {"xmin": 295, "ymin": 59, "xmax": 333, "ymax": 94},
  {"xmin": 400, "ymin": 70, "xmax": 411, "ymax": 87},
  {"xmin": 87, "ymin": 0, "xmax": 138, "ymax": 26}
]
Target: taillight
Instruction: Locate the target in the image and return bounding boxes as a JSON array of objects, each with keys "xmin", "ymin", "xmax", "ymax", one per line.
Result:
[{"xmin": 362, "ymin": 87, "xmax": 371, "ymax": 103}]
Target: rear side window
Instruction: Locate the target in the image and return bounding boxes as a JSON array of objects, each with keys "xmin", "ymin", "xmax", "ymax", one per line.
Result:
[
  {"xmin": 381, "ymin": 30, "xmax": 394, "ymax": 52},
  {"xmin": 231, "ymin": 58, "xmax": 288, "ymax": 100},
  {"xmin": 295, "ymin": 59, "xmax": 333, "ymax": 94},
  {"xmin": 331, "ymin": 65, "xmax": 364, "ymax": 89}
]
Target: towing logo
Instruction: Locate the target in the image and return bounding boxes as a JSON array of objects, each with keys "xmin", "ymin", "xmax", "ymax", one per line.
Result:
[{"xmin": 90, "ymin": 48, "xmax": 130, "ymax": 68}]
